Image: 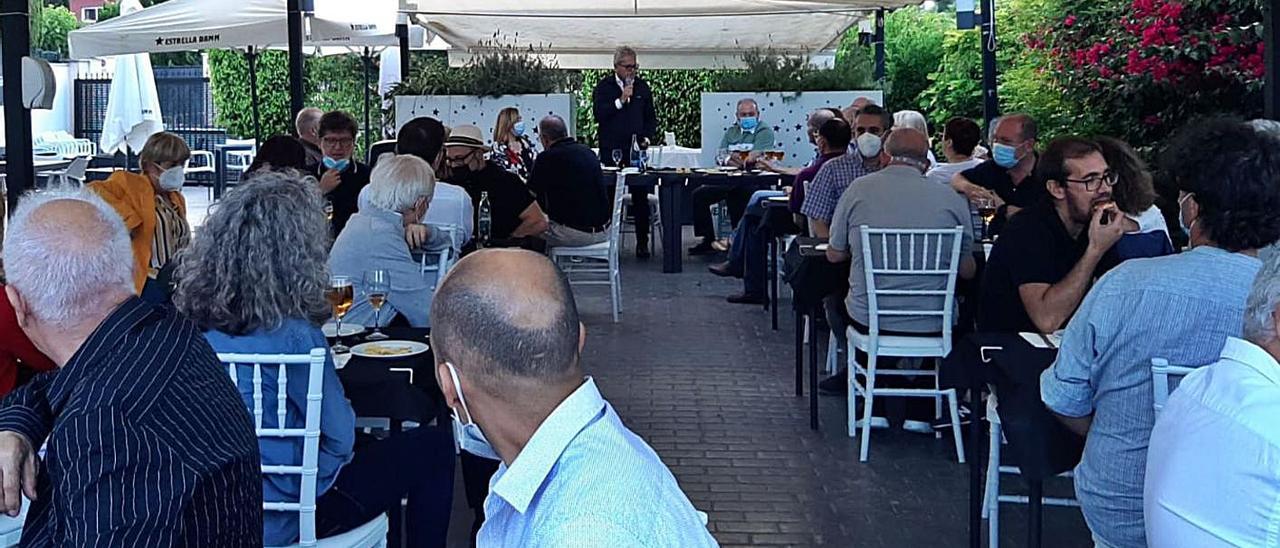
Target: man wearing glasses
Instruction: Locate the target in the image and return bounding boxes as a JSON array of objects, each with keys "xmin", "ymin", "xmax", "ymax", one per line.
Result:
[
  {"xmin": 951, "ymin": 113, "xmax": 1045, "ymax": 237},
  {"xmin": 593, "ymin": 46, "xmax": 658, "ymax": 257},
  {"xmin": 979, "ymin": 136, "xmax": 1124, "ymax": 335},
  {"xmin": 1040, "ymin": 120, "xmax": 1280, "ymax": 548},
  {"xmin": 315, "ymin": 110, "xmax": 370, "ymax": 237}
]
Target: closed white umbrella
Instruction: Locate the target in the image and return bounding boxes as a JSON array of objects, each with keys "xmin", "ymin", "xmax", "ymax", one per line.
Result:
[{"xmin": 99, "ymin": 0, "xmax": 163, "ymax": 155}]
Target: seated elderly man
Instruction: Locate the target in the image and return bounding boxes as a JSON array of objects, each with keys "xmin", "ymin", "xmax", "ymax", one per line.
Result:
[
  {"xmin": 0, "ymin": 188, "xmax": 262, "ymax": 545},
  {"xmin": 528, "ymin": 115, "xmax": 612, "ymax": 248},
  {"xmin": 1145, "ymin": 251, "xmax": 1280, "ymax": 547},
  {"xmin": 431, "ymin": 249, "xmax": 717, "ymax": 546},
  {"xmin": 398, "ymin": 117, "xmax": 474, "ymax": 245},
  {"xmin": 330, "ymin": 154, "xmax": 451, "ymax": 328},
  {"xmin": 1040, "ymin": 119, "xmax": 1280, "ymax": 547},
  {"xmin": 688, "ymin": 98, "xmax": 779, "ymax": 255}
]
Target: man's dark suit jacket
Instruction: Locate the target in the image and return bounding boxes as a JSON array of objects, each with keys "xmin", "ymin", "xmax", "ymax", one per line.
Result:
[{"xmin": 592, "ymin": 75, "xmax": 658, "ymax": 164}]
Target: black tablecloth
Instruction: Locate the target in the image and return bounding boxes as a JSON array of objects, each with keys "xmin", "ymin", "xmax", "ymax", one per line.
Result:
[
  {"xmin": 332, "ymin": 327, "xmax": 446, "ymax": 425},
  {"xmin": 948, "ymin": 332, "xmax": 1085, "ymax": 480},
  {"xmin": 783, "ymin": 237, "xmax": 849, "ymax": 311}
]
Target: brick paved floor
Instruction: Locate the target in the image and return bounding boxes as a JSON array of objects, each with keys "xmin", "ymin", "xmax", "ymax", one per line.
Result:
[
  {"xmin": 182, "ymin": 197, "xmax": 1093, "ymax": 547},
  {"xmin": 562, "ymin": 232, "xmax": 1094, "ymax": 548}
]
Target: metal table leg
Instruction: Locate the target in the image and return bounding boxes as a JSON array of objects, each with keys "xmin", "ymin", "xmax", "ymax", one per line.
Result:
[
  {"xmin": 794, "ymin": 310, "xmax": 804, "ymax": 397},
  {"xmin": 658, "ymin": 178, "xmax": 683, "ymax": 273},
  {"xmin": 809, "ymin": 304, "xmax": 820, "ymax": 430},
  {"xmin": 969, "ymin": 382, "xmax": 984, "ymax": 548},
  {"xmin": 771, "ymin": 236, "xmax": 780, "ymax": 330},
  {"xmin": 1027, "ymin": 479, "xmax": 1043, "ymax": 548}
]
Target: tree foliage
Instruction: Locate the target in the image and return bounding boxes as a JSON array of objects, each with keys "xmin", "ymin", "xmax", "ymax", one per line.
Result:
[
  {"xmin": 208, "ymin": 49, "xmax": 380, "ymax": 157},
  {"xmin": 881, "ymin": 7, "xmax": 953, "ymax": 115},
  {"xmin": 34, "ymin": 5, "xmax": 78, "ymax": 58}
]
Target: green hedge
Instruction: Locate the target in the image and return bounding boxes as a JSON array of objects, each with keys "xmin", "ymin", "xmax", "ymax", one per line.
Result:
[{"xmin": 208, "ymin": 50, "xmax": 378, "ymax": 157}]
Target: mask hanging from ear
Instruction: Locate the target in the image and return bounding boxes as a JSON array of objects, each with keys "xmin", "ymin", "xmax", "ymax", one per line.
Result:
[{"xmin": 445, "ymin": 362, "xmax": 500, "ymax": 461}]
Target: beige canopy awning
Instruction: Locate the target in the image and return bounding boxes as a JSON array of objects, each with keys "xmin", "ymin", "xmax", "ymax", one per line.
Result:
[{"xmin": 407, "ymin": 0, "xmax": 919, "ymax": 69}]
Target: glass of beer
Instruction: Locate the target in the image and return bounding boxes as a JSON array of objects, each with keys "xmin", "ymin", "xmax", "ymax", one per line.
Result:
[
  {"xmin": 733, "ymin": 150, "xmax": 751, "ymax": 165},
  {"xmin": 326, "ymin": 275, "xmax": 355, "ymax": 353},
  {"xmin": 765, "ymin": 150, "xmax": 785, "ymax": 162},
  {"xmin": 363, "ymin": 270, "xmax": 390, "ymax": 341},
  {"xmin": 975, "ymin": 197, "xmax": 997, "ymax": 242}
]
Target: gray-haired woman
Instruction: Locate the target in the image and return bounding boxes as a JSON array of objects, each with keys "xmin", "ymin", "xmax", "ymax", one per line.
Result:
[{"xmin": 173, "ymin": 171, "xmax": 455, "ymax": 546}]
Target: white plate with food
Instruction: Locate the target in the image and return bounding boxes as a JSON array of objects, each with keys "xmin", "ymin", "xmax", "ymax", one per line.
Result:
[
  {"xmin": 350, "ymin": 340, "xmax": 430, "ymax": 359},
  {"xmin": 323, "ymin": 322, "xmax": 365, "ymax": 338}
]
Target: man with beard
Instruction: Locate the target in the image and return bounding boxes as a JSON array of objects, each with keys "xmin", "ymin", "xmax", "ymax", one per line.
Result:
[
  {"xmin": 1043, "ymin": 120, "xmax": 1280, "ymax": 547},
  {"xmin": 979, "ymin": 136, "xmax": 1125, "ymax": 334}
]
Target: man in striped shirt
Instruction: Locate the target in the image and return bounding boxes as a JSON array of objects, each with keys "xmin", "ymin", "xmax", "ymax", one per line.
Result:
[{"xmin": 0, "ymin": 189, "xmax": 262, "ymax": 547}]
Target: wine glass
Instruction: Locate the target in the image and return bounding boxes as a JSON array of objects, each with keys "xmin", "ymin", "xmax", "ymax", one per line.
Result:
[
  {"xmin": 715, "ymin": 148, "xmax": 730, "ymax": 167},
  {"xmin": 611, "ymin": 149, "xmax": 623, "ymax": 167},
  {"xmin": 325, "ymin": 275, "xmax": 354, "ymax": 353},
  {"xmin": 363, "ymin": 270, "xmax": 390, "ymax": 341},
  {"xmin": 975, "ymin": 196, "xmax": 997, "ymax": 242}
]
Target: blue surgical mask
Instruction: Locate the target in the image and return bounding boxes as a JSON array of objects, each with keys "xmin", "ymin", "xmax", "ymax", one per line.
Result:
[
  {"xmin": 322, "ymin": 156, "xmax": 350, "ymax": 172},
  {"xmin": 1178, "ymin": 193, "xmax": 1197, "ymax": 240},
  {"xmin": 992, "ymin": 143, "xmax": 1020, "ymax": 168},
  {"xmin": 512, "ymin": 121, "xmax": 526, "ymax": 137},
  {"xmin": 739, "ymin": 116, "xmax": 759, "ymax": 131},
  {"xmin": 445, "ymin": 362, "xmax": 499, "ymax": 461}
]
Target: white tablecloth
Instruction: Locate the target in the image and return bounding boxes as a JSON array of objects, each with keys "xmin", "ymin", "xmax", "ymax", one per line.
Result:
[{"xmin": 592, "ymin": 146, "xmax": 703, "ymax": 169}]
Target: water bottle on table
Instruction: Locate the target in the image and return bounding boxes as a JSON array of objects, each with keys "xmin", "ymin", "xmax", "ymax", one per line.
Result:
[{"xmin": 478, "ymin": 191, "xmax": 492, "ymax": 247}]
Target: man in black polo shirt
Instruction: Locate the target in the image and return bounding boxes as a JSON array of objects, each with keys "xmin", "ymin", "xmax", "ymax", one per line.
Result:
[
  {"xmin": 952, "ymin": 113, "xmax": 1045, "ymax": 236},
  {"xmin": 443, "ymin": 125, "xmax": 548, "ymax": 245},
  {"xmin": 979, "ymin": 136, "xmax": 1126, "ymax": 333},
  {"xmin": 315, "ymin": 110, "xmax": 370, "ymax": 237},
  {"xmin": 528, "ymin": 115, "xmax": 611, "ymax": 248}
]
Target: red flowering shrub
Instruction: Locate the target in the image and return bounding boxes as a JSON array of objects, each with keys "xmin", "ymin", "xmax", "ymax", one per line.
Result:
[{"xmin": 1035, "ymin": 0, "xmax": 1264, "ymax": 147}]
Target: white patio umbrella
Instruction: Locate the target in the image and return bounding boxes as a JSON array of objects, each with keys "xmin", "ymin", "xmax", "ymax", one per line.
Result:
[{"xmin": 99, "ymin": 0, "xmax": 163, "ymax": 155}]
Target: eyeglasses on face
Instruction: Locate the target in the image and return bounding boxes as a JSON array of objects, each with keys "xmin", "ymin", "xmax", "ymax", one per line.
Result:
[
  {"xmin": 321, "ymin": 137, "xmax": 354, "ymax": 147},
  {"xmin": 1065, "ymin": 170, "xmax": 1119, "ymax": 191},
  {"xmin": 617, "ymin": 63, "xmax": 639, "ymax": 70}
]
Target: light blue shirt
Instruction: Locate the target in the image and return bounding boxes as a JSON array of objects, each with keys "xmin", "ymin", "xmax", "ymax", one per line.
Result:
[
  {"xmin": 1040, "ymin": 246, "xmax": 1262, "ymax": 548},
  {"xmin": 203, "ymin": 319, "xmax": 356, "ymax": 546},
  {"xmin": 479, "ymin": 378, "xmax": 718, "ymax": 548}
]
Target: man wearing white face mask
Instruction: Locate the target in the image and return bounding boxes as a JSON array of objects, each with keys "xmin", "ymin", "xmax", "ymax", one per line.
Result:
[
  {"xmin": 951, "ymin": 113, "xmax": 1046, "ymax": 237},
  {"xmin": 89, "ymin": 131, "xmax": 192, "ymax": 302},
  {"xmin": 801, "ymin": 106, "xmax": 889, "ymax": 238},
  {"xmin": 431, "ymin": 249, "xmax": 718, "ymax": 547}
]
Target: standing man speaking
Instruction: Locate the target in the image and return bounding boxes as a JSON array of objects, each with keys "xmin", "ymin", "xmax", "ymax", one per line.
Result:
[{"xmin": 593, "ymin": 46, "xmax": 659, "ymax": 258}]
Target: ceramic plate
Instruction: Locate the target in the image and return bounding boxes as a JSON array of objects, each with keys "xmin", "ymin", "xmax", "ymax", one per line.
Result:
[{"xmin": 350, "ymin": 340, "xmax": 429, "ymax": 359}]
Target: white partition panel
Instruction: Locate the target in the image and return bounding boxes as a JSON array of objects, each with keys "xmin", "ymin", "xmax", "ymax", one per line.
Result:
[
  {"xmin": 395, "ymin": 94, "xmax": 576, "ymax": 149},
  {"xmin": 699, "ymin": 91, "xmax": 883, "ymax": 169}
]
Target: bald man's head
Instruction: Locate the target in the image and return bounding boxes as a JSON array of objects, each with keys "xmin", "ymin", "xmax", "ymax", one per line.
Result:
[
  {"xmin": 295, "ymin": 108, "xmax": 323, "ymax": 144},
  {"xmin": 3, "ymin": 189, "xmax": 134, "ymax": 329},
  {"xmin": 430, "ymin": 249, "xmax": 582, "ymax": 393},
  {"xmin": 884, "ymin": 127, "xmax": 931, "ymax": 165}
]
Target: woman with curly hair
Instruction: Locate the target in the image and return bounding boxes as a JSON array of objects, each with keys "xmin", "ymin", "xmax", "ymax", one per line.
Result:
[{"xmin": 173, "ymin": 171, "xmax": 455, "ymax": 547}]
